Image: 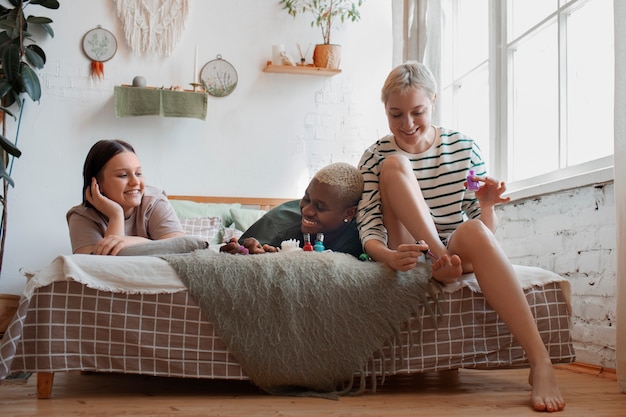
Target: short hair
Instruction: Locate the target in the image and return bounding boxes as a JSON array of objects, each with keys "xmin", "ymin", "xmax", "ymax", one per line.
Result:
[
  {"xmin": 82, "ymin": 139, "xmax": 136, "ymax": 207},
  {"xmin": 313, "ymin": 162, "xmax": 364, "ymax": 206},
  {"xmin": 381, "ymin": 61, "xmax": 437, "ymax": 104}
]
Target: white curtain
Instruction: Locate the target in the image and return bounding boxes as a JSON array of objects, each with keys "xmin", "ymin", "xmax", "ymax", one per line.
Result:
[
  {"xmin": 614, "ymin": 0, "xmax": 626, "ymax": 393},
  {"xmin": 390, "ymin": 0, "xmax": 443, "ymax": 124}
]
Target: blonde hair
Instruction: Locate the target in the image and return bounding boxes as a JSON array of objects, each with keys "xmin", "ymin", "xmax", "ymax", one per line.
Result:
[
  {"xmin": 313, "ymin": 162, "xmax": 364, "ymax": 206},
  {"xmin": 381, "ymin": 61, "xmax": 437, "ymax": 104}
]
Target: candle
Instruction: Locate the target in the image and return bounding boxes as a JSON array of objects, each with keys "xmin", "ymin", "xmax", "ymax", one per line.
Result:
[{"xmin": 193, "ymin": 45, "xmax": 198, "ymax": 83}]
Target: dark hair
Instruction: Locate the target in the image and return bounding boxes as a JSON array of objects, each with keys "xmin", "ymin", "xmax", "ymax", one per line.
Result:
[{"xmin": 82, "ymin": 139, "xmax": 136, "ymax": 207}]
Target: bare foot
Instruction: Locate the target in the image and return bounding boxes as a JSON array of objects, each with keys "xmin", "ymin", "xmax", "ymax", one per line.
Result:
[
  {"xmin": 431, "ymin": 254, "xmax": 462, "ymax": 284},
  {"xmin": 528, "ymin": 362, "xmax": 565, "ymax": 412}
]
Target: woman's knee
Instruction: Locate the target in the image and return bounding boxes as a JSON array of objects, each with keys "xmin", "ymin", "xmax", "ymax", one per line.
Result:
[
  {"xmin": 454, "ymin": 219, "xmax": 494, "ymax": 245},
  {"xmin": 380, "ymin": 154, "xmax": 412, "ymax": 179}
]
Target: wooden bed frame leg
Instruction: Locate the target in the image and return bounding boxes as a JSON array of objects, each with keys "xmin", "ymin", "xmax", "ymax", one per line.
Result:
[{"xmin": 37, "ymin": 372, "xmax": 54, "ymax": 399}]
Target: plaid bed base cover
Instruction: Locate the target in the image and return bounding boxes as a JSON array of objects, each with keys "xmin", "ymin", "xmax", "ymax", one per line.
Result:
[{"xmin": 0, "ymin": 280, "xmax": 574, "ymax": 380}]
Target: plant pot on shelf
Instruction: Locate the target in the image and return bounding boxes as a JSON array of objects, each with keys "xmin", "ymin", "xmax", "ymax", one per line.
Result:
[
  {"xmin": 0, "ymin": 294, "xmax": 20, "ymax": 335},
  {"xmin": 313, "ymin": 44, "xmax": 341, "ymax": 69}
]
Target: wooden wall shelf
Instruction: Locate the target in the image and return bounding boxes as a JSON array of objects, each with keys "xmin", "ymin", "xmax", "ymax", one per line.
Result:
[{"xmin": 263, "ymin": 64, "xmax": 341, "ymax": 77}]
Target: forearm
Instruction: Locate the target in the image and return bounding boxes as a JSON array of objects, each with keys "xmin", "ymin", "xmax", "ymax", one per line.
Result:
[
  {"xmin": 478, "ymin": 206, "xmax": 498, "ymax": 233},
  {"xmin": 158, "ymin": 231, "xmax": 186, "ymax": 240},
  {"xmin": 364, "ymin": 239, "xmax": 394, "ymax": 265},
  {"xmin": 104, "ymin": 214, "xmax": 125, "ymax": 237}
]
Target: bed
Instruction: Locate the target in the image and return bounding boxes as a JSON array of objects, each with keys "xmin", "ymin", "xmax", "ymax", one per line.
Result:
[{"xmin": 0, "ymin": 196, "xmax": 575, "ymax": 399}]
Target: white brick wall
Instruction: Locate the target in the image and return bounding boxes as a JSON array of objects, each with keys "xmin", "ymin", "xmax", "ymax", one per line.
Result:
[{"xmin": 495, "ymin": 182, "xmax": 616, "ymax": 368}]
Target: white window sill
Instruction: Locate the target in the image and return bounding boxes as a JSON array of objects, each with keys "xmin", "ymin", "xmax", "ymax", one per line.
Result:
[{"xmin": 504, "ymin": 166, "xmax": 614, "ymax": 202}]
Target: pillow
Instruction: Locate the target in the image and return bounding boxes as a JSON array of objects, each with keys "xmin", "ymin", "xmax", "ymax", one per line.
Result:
[
  {"xmin": 118, "ymin": 236, "xmax": 208, "ymax": 256},
  {"xmin": 169, "ymin": 200, "xmax": 241, "ymax": 226},
  {"xmin": 230, "ymin": 207, "xmax": 267, "ymax": 232},
  {"xmin": 221, "ymin": 226, "xmax": 244, "ymax": 243},
  {"xmin": 180, "ymin": 216, "xmax": 222, "ymax": 245}
]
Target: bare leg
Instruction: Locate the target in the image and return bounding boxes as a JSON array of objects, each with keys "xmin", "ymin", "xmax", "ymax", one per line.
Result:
[
  {"xmin": 379, "ymin": 155, "xmax": 462, "ymax": 281},
  {"xmin": 449, "ymin": 220, "xmax": 565, "ymax": 412}
]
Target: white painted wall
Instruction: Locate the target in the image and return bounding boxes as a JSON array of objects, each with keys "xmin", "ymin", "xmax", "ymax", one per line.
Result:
[
  {"xmin": 495, "ymin": 184, "xmax": 617, "ymax": 368},
  {"xmin": 0, "ymin": 0, "xmax": 392, "ymax": 294}
]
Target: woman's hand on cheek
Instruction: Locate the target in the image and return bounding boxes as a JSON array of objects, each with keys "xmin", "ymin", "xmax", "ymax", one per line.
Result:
[{"xmin": 85, "ymin": 178, "xmax": 123, "ymax": 218}]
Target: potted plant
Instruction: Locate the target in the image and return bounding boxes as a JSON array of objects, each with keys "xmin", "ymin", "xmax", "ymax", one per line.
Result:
[
  {"xmin": 279, "ymin": 0, "xmax": 363, "ymax": 69},
  {"xmin": 0, "ymin": 0, "xmax": 59, "ymax": 333}
]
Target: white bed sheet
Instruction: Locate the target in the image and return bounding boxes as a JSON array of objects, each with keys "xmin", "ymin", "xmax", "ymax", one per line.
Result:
[{"xmin": 20, "ymin": 253, "xmax": 570, "ymax": 308}]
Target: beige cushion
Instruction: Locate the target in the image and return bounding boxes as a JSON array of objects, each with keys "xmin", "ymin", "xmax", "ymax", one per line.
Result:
[{"xmin": 180, "ymin": 216, "xmax": 222, "ymax": 245}]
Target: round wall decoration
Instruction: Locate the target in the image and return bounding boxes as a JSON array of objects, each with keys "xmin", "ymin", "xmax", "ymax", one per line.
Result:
[
  {"xmin": 82, "ymin": 26, "xmax": 117, "ymax": 79},
  {"xmin": 200, "ymin": 55, "xmax": 238, "ymax": 97}
]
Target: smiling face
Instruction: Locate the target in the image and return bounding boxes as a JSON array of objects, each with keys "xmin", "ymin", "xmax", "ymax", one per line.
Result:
[
  {"xmin": 385, "ymin": 86, "xmax": 436, "ymax": 154},
  {"xmin": 97, "ymin": 151, "xmax": 145, "ymax": 216},
  {"xmin": 299, "ymin": 179, "xmax": 356, "ymax": 241}
]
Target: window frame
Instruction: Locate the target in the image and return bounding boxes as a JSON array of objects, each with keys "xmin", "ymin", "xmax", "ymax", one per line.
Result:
[{"xmin": 446, "ymin": 0, "xmax": 615, "ymax": 202}]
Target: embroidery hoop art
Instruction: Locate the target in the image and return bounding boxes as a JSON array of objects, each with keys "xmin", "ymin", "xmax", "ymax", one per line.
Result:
[
  {"xmin": 82, "ymin": 26, "xmax": 117, "ymax": 80},
  {"xmin": 199, "ymin": 55, "xmax": 238, "ymax": 97}
]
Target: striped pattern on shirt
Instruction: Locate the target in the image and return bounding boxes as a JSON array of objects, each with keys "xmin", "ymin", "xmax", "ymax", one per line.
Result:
[{"xmin": 357, "ymin": 127, "xmax": 486, "ymax": 246}]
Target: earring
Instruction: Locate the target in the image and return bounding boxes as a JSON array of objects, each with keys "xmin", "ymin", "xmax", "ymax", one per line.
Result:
[{"xmin": 344, "ymin": 218, "xmax": 349, "ymax": 223}]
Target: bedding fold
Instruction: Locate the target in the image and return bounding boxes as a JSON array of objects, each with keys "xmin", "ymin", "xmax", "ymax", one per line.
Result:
[{"xmin": 21, "ymin": 254, "xmax": 185, "ymax": 298}]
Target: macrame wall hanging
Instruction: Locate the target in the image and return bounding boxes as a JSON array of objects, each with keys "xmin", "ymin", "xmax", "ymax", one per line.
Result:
[{"xmin": 114, "ymin": 0, "xmax": 189, "ymax": 57}]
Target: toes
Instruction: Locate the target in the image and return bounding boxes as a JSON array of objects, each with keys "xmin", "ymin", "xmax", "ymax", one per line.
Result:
[
  {"xmin": 532, "ymin": 398, "xmax": 547, "ymax": 412},
  {"xmin": 531, "ymin": 397, "xmax": 565, "ymax": 413}
]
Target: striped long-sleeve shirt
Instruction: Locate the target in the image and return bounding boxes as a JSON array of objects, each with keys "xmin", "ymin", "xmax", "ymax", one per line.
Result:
[{"xmin": 357, "ymin": 127, "xmax": 486, "ymax": 247}]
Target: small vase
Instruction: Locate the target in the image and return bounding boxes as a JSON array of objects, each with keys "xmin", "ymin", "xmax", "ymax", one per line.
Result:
[{"xmin": 313, "ymin": 44, "xmax": 341, "ymax": 69}]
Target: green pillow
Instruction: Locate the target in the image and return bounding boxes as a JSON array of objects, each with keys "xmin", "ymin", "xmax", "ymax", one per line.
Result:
[
  {"xmin": 170, "ymin": 200, "xmax": 241, "ymax": 226},
  {"xmin": 230, "ymin": 207, "xmax": 267, "ymax": 231}
]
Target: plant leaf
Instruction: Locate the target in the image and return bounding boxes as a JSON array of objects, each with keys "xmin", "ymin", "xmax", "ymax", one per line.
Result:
[
  {"xmin": 26, "ymin": 16, "xmax": 52, "ymax": 24},
  {"xmin": 0, "ymin": 78, "xmax": 14, "ymax": 99},
  {"xmin": 24, "ymin": 44, "xmax": 45, "ymax": 68},
  {"xmin": 0, "ymin": 164, "xmax": 15, "ymax": 188},
  {"xmin": 2, "ymin": 90, "xmax": 18, "ymax": 107},
  {"xmin": 1, "ymin": 43, "xmax": 20, "ymax": 81},
  {"xmin": 0, "ymin": 7, "xmax": 22, "ymax": 39},
  {"xmin": 26, "ymin": 15, "xmax": 53, "ymax": 37},
  {"xmin": 0, "ymin": 105, "xmax": 16, "ymax": 119},
  {"xmin": 29, "ymin": 0, "xmax": 60, "ymax": 10},
  {"xmin": 38, "ymin": 22, "xmax": 53, "ymax": 37},
  {"xmin": 0, "ymin": 132, "xmax": 21, "ymax": 158},
  {"xmin": 19, "ymin": 63, "xmax": 41, "ymax": 102}
]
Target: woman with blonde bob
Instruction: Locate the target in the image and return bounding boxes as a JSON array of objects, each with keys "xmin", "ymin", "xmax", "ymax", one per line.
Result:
[{"xmin": 357, "ymin": 62, "xmax": 565, "ymax": 412}]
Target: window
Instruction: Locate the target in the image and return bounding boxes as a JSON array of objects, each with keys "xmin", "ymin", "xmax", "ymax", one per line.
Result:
[
  {"xmin": 441, "ymin": 0, "xmax": 490, "ymax": 164},
  {"xmin": 440, "ymin": 0, "xmax": 614, "ymax": 196}
]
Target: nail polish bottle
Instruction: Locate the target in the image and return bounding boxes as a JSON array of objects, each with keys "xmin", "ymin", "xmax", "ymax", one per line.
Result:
[
  {"xmin": 466, "ymin": 169, "xmax": 480, "ymax": 191},
  {"xmin": 303, "ymin": 233, "xmax": 313, "ymax": 251},
  {"xmin": 314, "ymin": 233, "xmax": 325, "ymax": 252}
]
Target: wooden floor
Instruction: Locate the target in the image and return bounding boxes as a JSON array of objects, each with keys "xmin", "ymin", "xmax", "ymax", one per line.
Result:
[{"xmin": 0, "ymin": 365, "xmax": 624, "ymax": 416}]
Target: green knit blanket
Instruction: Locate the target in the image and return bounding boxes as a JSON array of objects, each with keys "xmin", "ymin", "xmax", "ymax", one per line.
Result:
[{"xmin": 162, "ymin": 250, "xmax": 438, "ymax": 398}]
